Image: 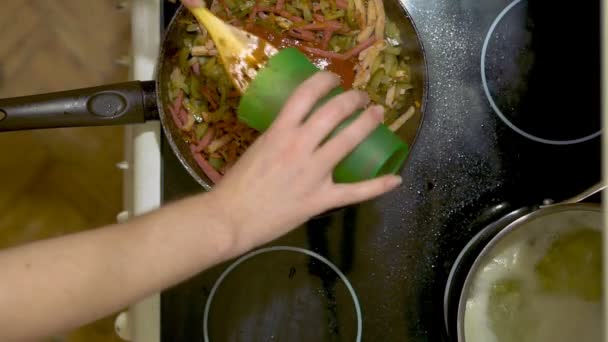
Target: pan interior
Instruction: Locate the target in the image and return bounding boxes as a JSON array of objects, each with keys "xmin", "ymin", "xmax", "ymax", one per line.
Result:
[
  {"xmin": 155, "ymin": 2, "xmax": 427, "ymax": 190},
  {"xmin": 461, "ymin": 207, "xmax": 602, "ymax": 342}
]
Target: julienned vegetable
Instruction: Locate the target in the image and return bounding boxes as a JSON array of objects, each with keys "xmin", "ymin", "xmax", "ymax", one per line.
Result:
[{"xmin": 168, "ymin": 0, "xmax": 417, "ymax": 183}]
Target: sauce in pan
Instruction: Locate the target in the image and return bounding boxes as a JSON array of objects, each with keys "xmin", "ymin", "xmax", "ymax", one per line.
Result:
[{"xmin": 246, "ymin": 25, "xmax": 356, "ymax": 89}]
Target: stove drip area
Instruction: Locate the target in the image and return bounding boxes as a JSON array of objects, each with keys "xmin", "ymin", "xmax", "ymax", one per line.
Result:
[
  {"xmin": 482, "ymin": 0, "xmax": 601, "ymax": 145},
  {"xmin": 203, "ymin": 247, "xmax": 361, "ymax": 342}
]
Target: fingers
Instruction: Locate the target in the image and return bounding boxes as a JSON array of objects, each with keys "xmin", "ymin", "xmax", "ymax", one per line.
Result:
[
  {"xmin": 301, "ymin": 90, "xmax": 370, "ymax": 147},
  {"xmin": 316, "ymin": 105, "xmax": 384, "ymax": 166},
  {"xmin": 181, "ymin": 0, "xmax": 205, "ymax": 8},
  {"xmin": 328, "ymin": 175, "xmax": 402, "ymax": 208},
  {"xmin": 272, "ymin": 72, "xmax": 341, "ymax": 130}
]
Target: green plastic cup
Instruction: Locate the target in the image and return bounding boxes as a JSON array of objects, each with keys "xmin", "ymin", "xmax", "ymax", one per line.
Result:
[{"xmin": 238, "ymin": 48, "xmax": 409, "ymax": 183}]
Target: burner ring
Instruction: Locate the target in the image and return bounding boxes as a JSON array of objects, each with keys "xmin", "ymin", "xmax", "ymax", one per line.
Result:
[
  {"xmin": 203, "ymin": 246, "xmax": 363, "ymax": 342},
  {"xmin": 481, "ymin": 0, "xmax": 601, "ymax": 145}
]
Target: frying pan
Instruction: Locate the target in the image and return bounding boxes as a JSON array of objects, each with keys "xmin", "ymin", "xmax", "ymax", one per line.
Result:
[{"xmin": 0, "ymin": 3, "xmax": 427, "ymax": 191}]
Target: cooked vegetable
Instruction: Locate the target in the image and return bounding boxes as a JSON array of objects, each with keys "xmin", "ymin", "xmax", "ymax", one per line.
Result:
[
  {"xmin": 535, "ymin": 229, "xmax": 602, "ymax": 302},
  {"xmin": 169, "ymin": 0, "xmax": 417, "ymax": 183},
  {"xmin": 191, "ymin": 45, "xmax": 217, "ymax": 56},
  {"xmin": 373, "ymin": 0, "xmax": 385, "ymax": 40},
  {"xmin": 353, "ymin": 0, "xmax": 366, "ymax": 28},
  {"xmin": 193, "ymin": 128, "xmax": 215, "ymax": 152},
  {"xmin": 389, "ymin": 106, "xmax": 415, "ymax": 132},
  {"xmin": 352, "ymin": 40, "xmax": 385, "ymax": 88},
  {"xmin": 191, "ymin": 145, "xmax": 224, "ymax": 183}
]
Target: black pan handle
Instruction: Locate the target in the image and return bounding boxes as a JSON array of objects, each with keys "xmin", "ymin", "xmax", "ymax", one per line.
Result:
[{"xmin": 0, "ymin": 80, "xmax": 158, "ymax": 131}]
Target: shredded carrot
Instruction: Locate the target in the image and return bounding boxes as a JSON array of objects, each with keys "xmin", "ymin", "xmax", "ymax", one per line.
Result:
[
  {"xmin": 172, "ymin": 90, "xmax": 184, "ymax": 114},
  {"xmin": 288, "ymin": 29, "xmax": 316, "ymax": 42},
  {"xmin": 296, "ymin": 21, "xmax": 342, "ymax": 31},
  {"xmin": 177, "ymin": 108, "xmax": 188, "ymax": 123},
  {"xmin": 321, "ymin": 28, "xmax": 337, "ymax": 49},
  {"xmin": 257, "ymin": 6, "xmax": 304, "ymax": 22},
  {"xmin": 300, "ymin": 45, "xmax": 347, "ymax": 60},
  {"xmin": 337, "ymin": 27, "xmax": 351, "ymax": 35},
  {"xmin": 280, "ymin": 10, "xmax": 304, "ymax": 22},
  {"xmin": 193, "ymin": 128, "xmax": 215, "ymax": 152},
  {"xmin": 247, "ymin": 0, "xmax": 260, "ymax": 27},
  {"xmin": 313, "ymin": 13, "xmax": 325, "ymax": 22},
  {"xmin": 301, "ymin": 36, "xmax": 376, "ymax": 60},
  {"xmin": 169, "ymin": 106, "xmax": 184, "ymax": 129},
  {"xmin": 336, "ymin": 0, "xmax": 348, "ymax": 9},
  {"xmin": 190, "ymin": 146, "xmax": 223, "ymax": 184},
  {"xmin": 343, "ymin": 36, "xmax": 376, "ymax": 59},
  {"xmin": 178, "ymin": 109, "xmax": 189, "ymax": 126},
  {"xmin": 228, "ymin": 19, "xmax": 242, "ymax": 26},
  {"xmin": 217, "ymin": 0, "xmax": 232, "ymax": 18},
  {"xmin": 276, "ymin": 0, "xmax": 285, "ymax": 11},
  {"xmin": 200, "ymin": 87, "xmax": 219, "ymax": 110}
]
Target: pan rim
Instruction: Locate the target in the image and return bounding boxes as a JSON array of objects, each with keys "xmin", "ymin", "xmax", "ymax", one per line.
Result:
[
  {"xmin": 155, "ymin": 4, "xmax": 213, "ymax": 191},
  {"xmin": 455, "ymin": 203, "xmax": 602, "ymax": 342}
]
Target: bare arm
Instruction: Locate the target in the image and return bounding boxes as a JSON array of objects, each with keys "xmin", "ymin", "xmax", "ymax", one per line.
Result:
[
  {"xmin": 0, "ymin": 195, "xmax": 235, "ymax": 340},
  {"xmin": 0, "ymin": 73, "xmax": 401, "ymax": 341}
]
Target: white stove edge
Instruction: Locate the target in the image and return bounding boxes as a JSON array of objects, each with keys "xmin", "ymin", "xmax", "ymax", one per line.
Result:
[
  {"xmin": 115, "ymin": 0, "xmax": 162, "ymax": 341},
  {"xmin": 603, "ymin": 0, "xmax": 608, "ymax": 339}
]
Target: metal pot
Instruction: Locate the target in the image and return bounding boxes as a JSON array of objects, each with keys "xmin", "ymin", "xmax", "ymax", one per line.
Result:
[
  {"xmin": 0, "ymin": 3, "xmax": 427, "ymax": 191},
  {"xmin": 444, "ymin": 183, "xmax": 604, "ymax": 341}
]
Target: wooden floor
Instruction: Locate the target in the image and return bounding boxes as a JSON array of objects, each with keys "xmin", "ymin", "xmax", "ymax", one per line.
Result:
[{"xmin": 1, "ymin": 1, "xmax": 131, "ymax": 341}]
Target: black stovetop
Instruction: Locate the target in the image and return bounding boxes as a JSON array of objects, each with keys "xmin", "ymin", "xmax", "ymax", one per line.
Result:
[{"xmin": 160, "ymin": 0, "xmax": 602, "ymax": 341}]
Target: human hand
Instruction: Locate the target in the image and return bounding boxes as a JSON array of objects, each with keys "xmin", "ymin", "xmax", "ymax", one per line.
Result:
[{"xmin": 208, "ymin": 72, "xmax": 403, "ymax": 252}]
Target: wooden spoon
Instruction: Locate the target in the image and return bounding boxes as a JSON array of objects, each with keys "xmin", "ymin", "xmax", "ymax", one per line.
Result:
[{"xmin": 184, "ymin": 3, "xmax": 279, "ymax": 93}]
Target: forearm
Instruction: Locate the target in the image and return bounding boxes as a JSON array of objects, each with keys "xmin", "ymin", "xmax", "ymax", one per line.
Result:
[
  {"xmin": 0, "ymin": 70, "xmax": 402, "ymax": 341},
  {"xmin": 0, "ymin": 193, "xmax": 238, "ymax": 341}
]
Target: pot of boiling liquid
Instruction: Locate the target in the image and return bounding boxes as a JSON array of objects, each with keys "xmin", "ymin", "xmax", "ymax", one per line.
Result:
[{"xmin": 456, "ymin": 183, "xmax": 604, "ymax": 342}]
